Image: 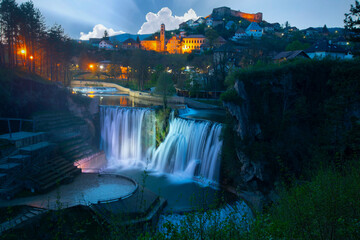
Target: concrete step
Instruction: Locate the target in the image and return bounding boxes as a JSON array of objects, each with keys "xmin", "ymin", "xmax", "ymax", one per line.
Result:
[
  {"xmin": 8, "ymin": 155, "xmax": 31, "ymax": 163},
  {"xmin": 19, "ymin": 142, "xmax": 54, "ymax": 155},
  {"xmin": 0, "ymin": 132, "xmax": 46, "ymax": 148}
]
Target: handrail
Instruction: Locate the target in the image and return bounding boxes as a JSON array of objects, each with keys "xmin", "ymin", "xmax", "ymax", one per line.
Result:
[{"xmin": 0, "ymin": 117, "xmax": 36, "ymax": 138}]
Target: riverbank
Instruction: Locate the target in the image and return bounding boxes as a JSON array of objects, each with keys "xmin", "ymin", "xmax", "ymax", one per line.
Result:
[{"xmin": 70, "ymin": 80, "xmax": 223, "ymax": 110}]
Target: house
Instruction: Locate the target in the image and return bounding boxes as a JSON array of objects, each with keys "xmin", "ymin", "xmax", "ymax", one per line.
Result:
[
  {"xmin": 97, "ymin": 60, "xmax": 112, "ymax": 71},
  {"xmin": 196, "ymin": 17, "xmax": 206, "ymax": 24},
  {"xmin": 225, "ymin": 21, "xmax": 235, "ymax": 30},
  {"xmin": 89, "ymin": 38, "xmax": 101, "ymax": 47},
  {"xmin": 186, "ymin": 19, "xmax": 195, "ymax": 27},
  {"xmin": 263, "ymin": 23, "xmax": 274, "ymax": 33},
  {"xmin": 273, "ymin": 50, "xmax": 310, "ymax": 62},
  {"xmin": 333, "ymin": 36, "xmax": 350, "ymax": 47},
  {"xmin": 122, "ymin": 38, "xmax": 140, "ymax": 49},
  {"xmin": 285, "ymin": 27, "xmax": 299, "ymax": 33},
  {"xmin": 233, "ymin": 28, "xmax": 247, "ymax": 40},
  {"xmin": 304, "ymin": 27, "xmax": 319, "ymax": 37},
  {"xmin": 212, "ymin": 18, "xmax": 224, "ymax": 27},
  {"xmin": 305, "ymin": 40, "xmax": 353, "ymax": 59},
  {"xmin": 246, "ymin": 22, "xmax": 263, "ymax": 38},
  {"xmin": 99, "ymin": 40, "xmax": 114, "ymax": 50},
  {"xmin": 206, "ymin": 18, "xmax": 213, "ymax": 27},
  {"xmin": 214, "ymin": 36, "xmax": 227, "ymax": 48}
]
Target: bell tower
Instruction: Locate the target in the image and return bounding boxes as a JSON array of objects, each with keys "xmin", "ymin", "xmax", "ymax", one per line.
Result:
[{"xmin": 160, "ymin": 23, "xmax": 165, "ymax": 52}]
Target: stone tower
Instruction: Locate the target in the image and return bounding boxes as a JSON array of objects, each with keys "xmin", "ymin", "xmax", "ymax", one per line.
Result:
[{"xmin": 160, "ymin": 23, "xmax": 165, "ymax": 52}]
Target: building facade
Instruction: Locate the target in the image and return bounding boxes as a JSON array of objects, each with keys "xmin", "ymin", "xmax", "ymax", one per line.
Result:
[{"xmin": 140, "ymin": 24, "xmax": 206, "ymax": 54}]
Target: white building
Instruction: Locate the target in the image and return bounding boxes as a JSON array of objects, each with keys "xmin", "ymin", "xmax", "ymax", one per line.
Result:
[
  {"xmin": 233, "ymin": 28, "xmax": 247, "ymax": 40},
  {"xmin": 305, "ymin": 40, "xmax": 353, "ymax": 60},
  {"xmin": 99, "ymin": 40, "xmax": 114, "ymax": 50},
  {"xmin": 245, "ymin": 22, "xmax": 263, "ymax": 38}
]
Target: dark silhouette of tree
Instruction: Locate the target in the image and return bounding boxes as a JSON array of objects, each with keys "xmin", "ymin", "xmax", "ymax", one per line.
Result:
[
  {"xmin": 345, "ymin": 0, "xmax": 360, "ymax": 41},
  {"xmin": 155, "ymin": 72, "xmax": 175, "ymax": 109},
  {"xmin": 103, "ymin": 30, "xmax": 109, "ymax": 38},
  {"xmin": 0, "ymin": 0, "xmax": 20, "ymax": 67}
]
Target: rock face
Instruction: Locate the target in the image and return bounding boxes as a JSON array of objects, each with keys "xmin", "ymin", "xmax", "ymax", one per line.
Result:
[
  {"xmin": 223, "ymin": 81, "xmax": 261, "ymax": 140},
  {"xmin": 223, "ymin": 80, "xmax": 269, "ymax": 209}
]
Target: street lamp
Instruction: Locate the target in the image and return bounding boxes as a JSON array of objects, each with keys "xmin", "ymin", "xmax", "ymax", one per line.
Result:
[{"xmin": 29, "ymin": 56, "xmax": 34, "ymax": 60}]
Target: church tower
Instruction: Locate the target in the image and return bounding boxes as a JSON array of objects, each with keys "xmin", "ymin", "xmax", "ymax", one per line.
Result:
[{"xmin": 160, "ymin": 23, "xmax": 165, "ymax": 52}]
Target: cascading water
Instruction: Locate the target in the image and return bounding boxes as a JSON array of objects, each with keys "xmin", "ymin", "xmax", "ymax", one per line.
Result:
[
  {"xmin": 100, "ymin": 106, "xmax": 155, "ymax": 168},
  {"xmin": 151, "ymin": 117, "xmax": 223, "ymax": 182},
  {"xmin": 100, "ymin": 106, "xmax": 223, "ymax": 183}
]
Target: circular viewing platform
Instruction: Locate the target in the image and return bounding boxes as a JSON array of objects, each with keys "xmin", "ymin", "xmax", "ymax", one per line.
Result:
[{"xmin": 0, "ymin": 173, "xmax": 138, "ymax": 210}]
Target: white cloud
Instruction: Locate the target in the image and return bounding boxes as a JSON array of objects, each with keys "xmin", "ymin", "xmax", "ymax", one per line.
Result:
[
  {"xmin": 138, "ymin": 7, "xmax": 199, "ymax": 34},
  {"xmin": 80, "ymin": 24, "xmax": 125, "ymax": 40}
]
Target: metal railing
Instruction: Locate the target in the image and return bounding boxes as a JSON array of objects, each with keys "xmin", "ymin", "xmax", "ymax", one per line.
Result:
[{"xmin": 0, "ymin": 117, "xmax": 36, "ymax": 138}]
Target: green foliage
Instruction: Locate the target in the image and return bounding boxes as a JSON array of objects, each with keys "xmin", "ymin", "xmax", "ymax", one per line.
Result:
[
  {"xmin": 285, "ymin": 40, "xmax": 310, "ymax": 51},
  {"xmin": 222, "ymin": 59, "xmax": 360, "ymax": 189},
  {"xmin": 106, "ymin": 64, "xmax": 121, "ymax": 79},
  {"xmin": 344, "ymin": 0, "xmax": 360, "ymax": 41},
  {"xmin": 269, "ymin": 164, "xmax": 360, "ymax": 240},
  {"xmin": 155, "ymin": 72, "xmax": 175, "ymax": 109},
  {"xmin": 220, "ymin": 88, "xmax": 243, "ymax": 104},
  {"xmin": 155, "ymin": 108, "xmax": 172, "ymax": 147},
  {"xmin": 220, "ymin": 113, "xmax": 242, "ymax": 186}
]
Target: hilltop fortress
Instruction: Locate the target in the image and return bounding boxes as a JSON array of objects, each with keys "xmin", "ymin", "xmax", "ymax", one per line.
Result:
[{"xmin": 211, "ymin": 6, "xmax": 262, "ymax": 22}]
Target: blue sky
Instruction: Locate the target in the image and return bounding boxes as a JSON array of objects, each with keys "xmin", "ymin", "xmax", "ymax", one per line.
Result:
[{"xmin": 17, "ymin": 0, "xmax": 355, "ymax": 39}]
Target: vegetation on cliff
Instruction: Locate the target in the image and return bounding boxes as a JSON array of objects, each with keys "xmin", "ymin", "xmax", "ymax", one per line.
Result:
[
  {"xmin": 218, "ymin": 58, "xmax": 360, "ymax": 239},
  {"xmin": 222, "ymin": 59, "xmax": 360, "ymax": 188}
]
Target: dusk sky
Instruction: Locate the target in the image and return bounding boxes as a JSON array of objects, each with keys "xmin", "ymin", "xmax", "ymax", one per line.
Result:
[{"xmin": 17, "ymin": 0, "xmax": 355, "ymax": 39}]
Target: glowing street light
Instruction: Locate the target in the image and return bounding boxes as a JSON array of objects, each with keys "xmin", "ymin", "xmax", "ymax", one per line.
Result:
[
  {"xmin": 29, "ymin": 56, "xmax": 34, "ymax": 60},
  {"xmin": 100, "ymin": 65, "xmax": 104, "ymax": 70},
  {"xmin": 89, "ymin": 64, "xmax": 94, "ymax": 69},
  {"xmin": 20, "ymin": 49, "xmax": 26, "ymax": 54}
]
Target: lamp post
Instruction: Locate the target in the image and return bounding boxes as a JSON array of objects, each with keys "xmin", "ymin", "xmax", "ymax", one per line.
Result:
[{"xmin": 20, "ymin": 49, "xmax": 26, "ymax": 67}]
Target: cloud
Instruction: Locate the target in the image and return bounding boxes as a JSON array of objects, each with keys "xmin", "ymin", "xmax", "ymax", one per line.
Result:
[
  {"xmin": 80, "ymin": 24, "xmax": 125, "ymax": 40},
  {"xmin": 138, "ymin": 7, "xmax": 199, "ymax": 34}
]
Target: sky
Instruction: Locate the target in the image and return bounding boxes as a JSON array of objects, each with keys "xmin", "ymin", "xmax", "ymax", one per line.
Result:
[{"xmin": 16, "ymin": 0, "xmax": 355, "ymax": 39}]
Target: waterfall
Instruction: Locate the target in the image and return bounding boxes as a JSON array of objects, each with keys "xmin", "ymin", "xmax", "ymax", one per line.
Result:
[
  {"xmin": 100, "ymin": 106, "xmax": 155, "ymax": 168},
  {"xmin": 151, "ymin": 117, "xmax": 223, "ymax": 182},
  {"xmin": 100, "ymin": 106, "xmax": 223, "ymax": 182}
]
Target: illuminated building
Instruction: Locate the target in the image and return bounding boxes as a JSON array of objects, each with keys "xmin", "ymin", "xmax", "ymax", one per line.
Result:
[
  {"xmin": 166, "ymin": 35, "xmax": 181, "ymax": 54},
  {"xmin": 140, "ymin": 24, "xmax": 206, "ymax": 54},
  {"xmin": 181, "ymin": 35, "xmax": 206, "ymax": 53},
  {"xmin": 212, "ymin": 6, "xmax": 263, "ymax": 23}
]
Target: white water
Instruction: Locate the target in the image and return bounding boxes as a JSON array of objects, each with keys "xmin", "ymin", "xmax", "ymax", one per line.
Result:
[
  {"xmin": 158, "ymin": 201, "xmax": 253, "ymax": 235},
  {"xmin": 100, "ymin": 106, "xmax": 223, "ymax": 182},
  {"xmin": 100, "ymin": 107, "xmax": 155, "ymax": 168}
]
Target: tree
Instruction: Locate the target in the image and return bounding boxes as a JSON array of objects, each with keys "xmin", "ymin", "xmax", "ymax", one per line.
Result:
[
  {"xmin": 0, "ymin": 0, "xmax": 20, "ymax": 67},
  {"xmin": 205, "ymin": 28, "xmax": 219, "ymax": 48},
  {"xmin": 344, "ymin": 0, "xmax": 360, "ymax": 41},
  {"xmin": 155, "ymin": 72, "xmax": 175, "ymax": 109},
  {"xmin": 103, "ymin": 29, "xmax": 109, "ymax": 38},
  {"xmin": 285, "ymin": 40, "xmax": 310, "ymax": 51},
  {"xmin": 106, "ymin": 64, "xmax": 121, "ymax": 79}
]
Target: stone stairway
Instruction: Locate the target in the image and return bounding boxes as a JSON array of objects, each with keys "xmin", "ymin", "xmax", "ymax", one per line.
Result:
[
  {"xmin": 33, "ymin": 112, "xmax": 96, "ymax": 163},
  {"xmin": 0, "ymin": 206, "xmax": 47, "ymax": 234},
  {"xmin": 28, "ymin": 156, "xmax": 81, "ymax": 192},
  {"xmin": 0, "ymin": 132, "xmax": 50, "ymax": 199}
]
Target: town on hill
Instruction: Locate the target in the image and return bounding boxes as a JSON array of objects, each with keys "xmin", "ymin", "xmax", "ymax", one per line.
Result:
[{"xmin": 86, "ymin": 6, "xmax": 354, "ymax": 62}]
